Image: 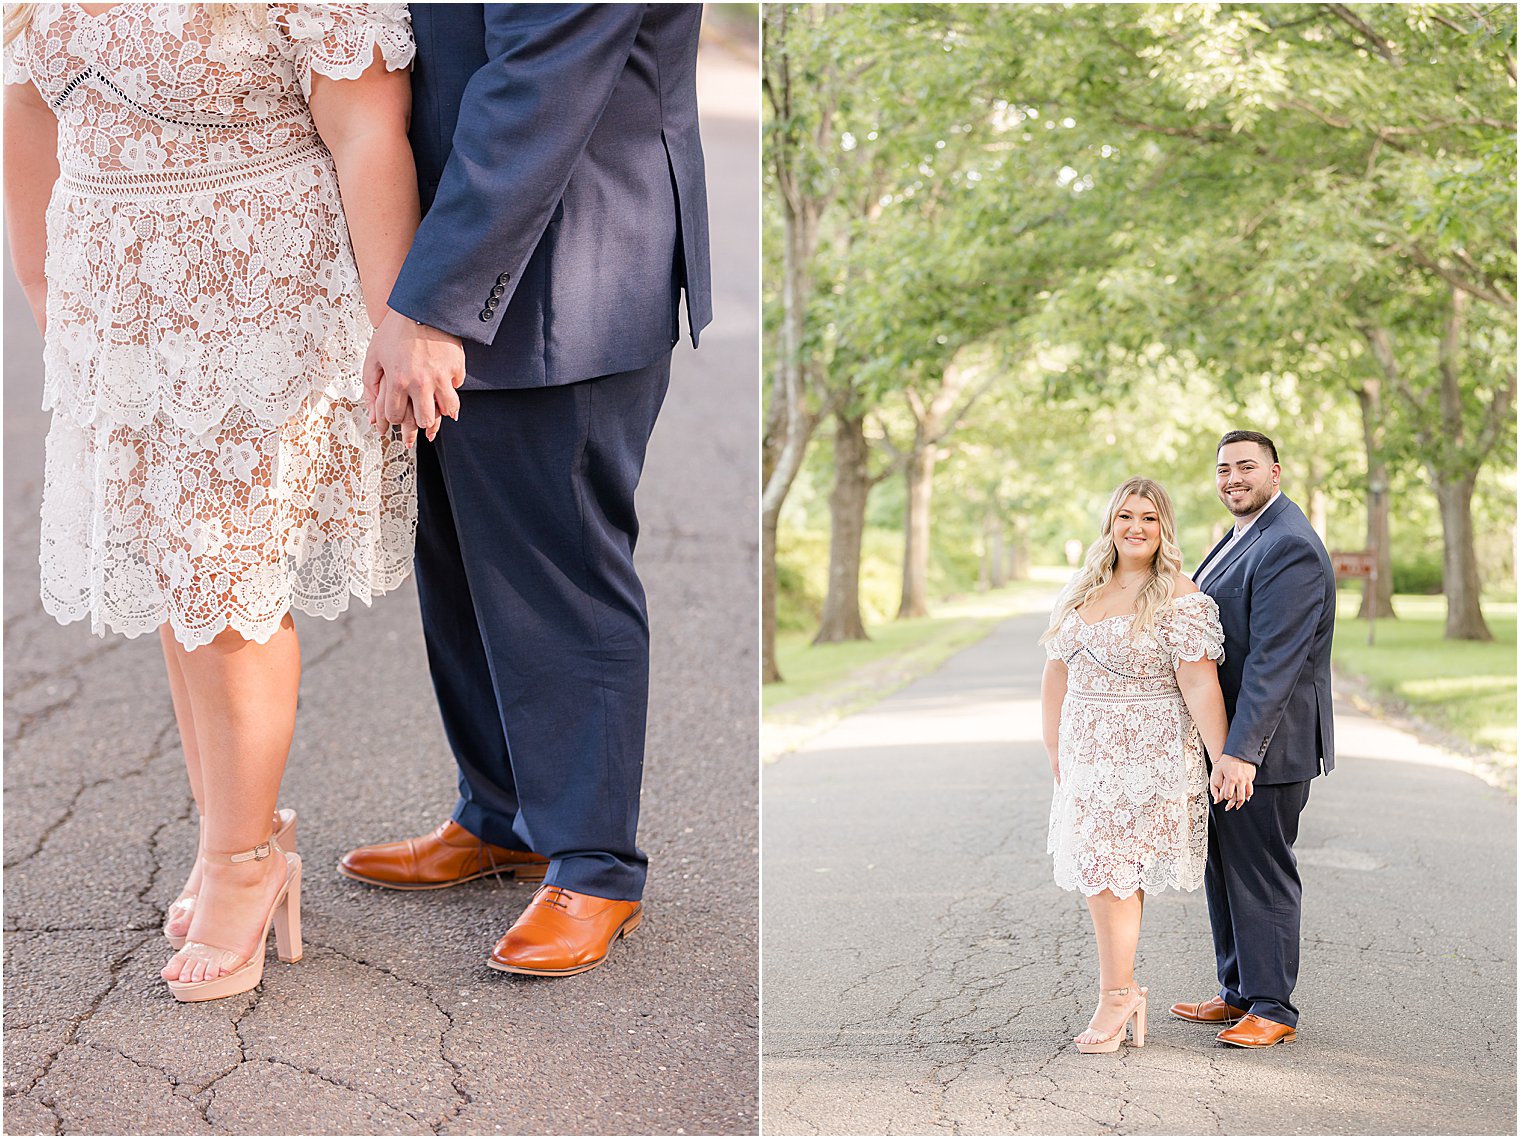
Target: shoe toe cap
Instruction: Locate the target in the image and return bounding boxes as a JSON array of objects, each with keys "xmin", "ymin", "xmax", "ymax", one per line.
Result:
[{"xmin": 491, "ymin": 929, "xmax": 579, "ymax": 970}]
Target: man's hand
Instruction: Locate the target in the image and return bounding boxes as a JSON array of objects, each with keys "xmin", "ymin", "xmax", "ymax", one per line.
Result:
[
  {"xmin": 363, "ymin": 311, "xmax": 465, "ymax": 446},
  {"xmin": 1210, "ymin": 755, "xmax": 1257, "ymax": 810}
]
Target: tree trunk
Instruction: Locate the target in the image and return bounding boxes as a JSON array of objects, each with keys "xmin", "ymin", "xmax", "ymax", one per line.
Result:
[
  {"xmin": 759, "ymin": 83, "xmax": 824, "ymax": 683},
  {"xmin": 1352, "ymin": 377, "xmax": 1396, "ymax": 620},
  {"xmin": 1433, "ymin": 472, "xmax": 1492, "ymax": 640},
  {"xmin": 1361, "ymin": 300, "xmax": 1513, "ymax": 641},
  {"xmin": 1008, "ymin": 518, "xmax": 1029, "ymax": 581},
  {"xmin": 984, "ymin": 509, "xmax": 1006, "ymax": 589},
  {"xmin": 1308, "ymin": 486, "xmax": 1328, "ymax": 541},
  {"xmin": 1303, "ymin": 447, "xmax": 1329, "ymax": 541},
  {"xmin": 896, "ymin": 442, "xmax": 935, "ymax": 618},
  {"xmin": 1432, "ymin": 291, "xmax": 1491, "ymax": 641},
  {"xmin": 814, "ymin": 410, "xmax": 871, "ymax": 643},
  {"xmin": 761, "ymin": 510, "xmax": 783, "ymax": 683}
]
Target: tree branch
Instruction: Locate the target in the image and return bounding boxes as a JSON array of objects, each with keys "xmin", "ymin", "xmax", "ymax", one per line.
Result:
[
  {"xmin": 1427, "ymin": 10, "xmax": 1471, "ymax": 35},
  {"xmin": 1476, "ymin": 368, "xmax": 1518, "ymax": 458},
  {"xmin": 1359, "ymin": 323, "xmax": 1436, "ymax": 451},
  {"xmin": 1324, "ymin": 4, "xmax": 1401, "ymax": 65},
  {"xmin": 1402, "ymin": 242, "xmax": 1516, "ymax": 308},
  {"xmin": 1114, "ymin": 116, "xmax": 1233, "ymax": 139}
]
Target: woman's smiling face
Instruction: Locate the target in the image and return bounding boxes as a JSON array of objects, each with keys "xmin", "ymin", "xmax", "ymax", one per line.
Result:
[{"xmin": 1112, "ymin": 494, "xmax": 1161, "ymax": 565}]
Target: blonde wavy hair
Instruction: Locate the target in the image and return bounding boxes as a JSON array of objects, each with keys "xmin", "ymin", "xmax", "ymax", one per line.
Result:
[
  {"xmin": 1039, "ymin": 476, "xmax": 1184, "ymax": 643},
  {"xmin": 4, "ymin": 3, "xmax": 263, "ymax": 46}
]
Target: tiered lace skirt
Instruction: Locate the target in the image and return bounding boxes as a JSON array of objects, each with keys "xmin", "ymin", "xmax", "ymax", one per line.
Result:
[
  {"xmin": 38, "ymin": 140, "xmax": 415, "ymax": 648},
  {"xmin": 1047, "ymin": 686, "xmax": 1209, "ymax": 898}
]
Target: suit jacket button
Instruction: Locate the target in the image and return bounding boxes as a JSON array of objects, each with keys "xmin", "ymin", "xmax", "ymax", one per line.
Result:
[
  {"xmin": 496, "ymin": 272, "xmax": 510, "ymax": 285},
  {"xmin": 490, "ymin": 283, "xmax": 506, "ymax": 298},
  {"xmin": 478, "ymin": 309, "xmax": 492, "ymax": 322}
]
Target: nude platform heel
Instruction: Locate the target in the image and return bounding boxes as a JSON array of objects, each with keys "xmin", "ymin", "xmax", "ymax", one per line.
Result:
[
  {"xmin": 164, "ymin": 836, "xmax": 302, "ymax": 1003},
  {"xmin": 1074, "ymin": 984, "xmax": 1147, "ymax": 1054}
]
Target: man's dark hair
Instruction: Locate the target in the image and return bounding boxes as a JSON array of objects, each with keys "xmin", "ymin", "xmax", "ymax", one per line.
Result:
[{"xmin": 1217, "ymin": 429, "xmax": 1279, "ymax": 464}]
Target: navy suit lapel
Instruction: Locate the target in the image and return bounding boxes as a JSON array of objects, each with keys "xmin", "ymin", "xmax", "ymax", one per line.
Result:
[
  {"xmin": 1201, "ymin": 495, "xmax": 1292, "ymax": 587},
  {"xmin": 1194, "ymin": 531, "xmax": 1232, "ymax": 581}
]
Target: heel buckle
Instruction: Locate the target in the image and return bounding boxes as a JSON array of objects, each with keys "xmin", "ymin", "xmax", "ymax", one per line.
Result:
[{"xmin": 228, "ymin": 842, "xmax": 271, "ymax": 863}]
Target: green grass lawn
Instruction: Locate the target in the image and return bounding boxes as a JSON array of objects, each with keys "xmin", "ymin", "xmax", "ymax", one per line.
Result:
[
  {"xmin": 763, "ymin": 577, "xmax": 1060, "ymax": 715},
  {"xmin": 1334, "ymin": 591, "xmax": 1516, "ymax": 758}
]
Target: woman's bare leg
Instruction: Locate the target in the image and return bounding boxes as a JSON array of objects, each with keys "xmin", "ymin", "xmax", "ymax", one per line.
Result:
[
  {"xmin": 1077, "ymin": 888, "xmax": 1145, "ymax": 1044},
  {"xmin": 160, "ymin": 625, "xmax": 206, "ymax": 942},
  {"xmin": 161, "ymin": 615, "xmax": 301, "ymax": 982}
]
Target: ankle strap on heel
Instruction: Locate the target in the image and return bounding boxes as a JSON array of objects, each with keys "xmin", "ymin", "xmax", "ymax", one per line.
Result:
[
  {"xmin": 1100, "ymin": 984, "xmax": 1143, "ymax": 997},
  {"xmin": 204, "ymin": 836, "xmax": 281, "ymax": 864}
]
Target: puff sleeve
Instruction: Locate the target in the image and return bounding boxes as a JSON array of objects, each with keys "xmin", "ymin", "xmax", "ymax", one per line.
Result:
[
  {"xmin": 4, "ymin": 25, "xmax": 31, "ymax": 86},
  {"xmin": 1157, "ymin": 592, "xmax": 1225, "ymax": 670},
  {"xmin": 279, "ymin": 3, "xmax": 414, "ymax": 98},
  {"xmin": 1042, "ymin": 588, "xmax": 1078, "ymax": 661}
]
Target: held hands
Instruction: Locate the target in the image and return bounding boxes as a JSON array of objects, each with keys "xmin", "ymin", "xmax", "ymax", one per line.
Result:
[
  {"xmin": 362, "ymin": 310, "xmax": 465, "ymax": 447},
  {"xmin": 1210, "ymin": 755, "xmax": 1256, "ymax": 811}
]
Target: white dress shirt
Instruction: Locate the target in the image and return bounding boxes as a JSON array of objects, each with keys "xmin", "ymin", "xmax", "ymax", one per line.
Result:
[{"xmin": 1196, "ymin": 491, "xmax": 1281, "ymax": 587}]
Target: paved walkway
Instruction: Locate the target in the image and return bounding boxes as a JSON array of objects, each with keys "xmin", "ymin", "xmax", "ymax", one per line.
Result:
[
  {"xmin": 762, "ymin": 609, "xmax": 1517, "ymax": 1136},
  {"xmin": 2, "ymin": 37, "xmax": 758, "ymax": 1138}
]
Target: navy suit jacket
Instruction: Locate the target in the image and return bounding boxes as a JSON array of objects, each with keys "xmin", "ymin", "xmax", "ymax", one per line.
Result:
[
  {"xmin": 388, "ymin": 3, "xmax": 713, "ymax": 389},
  {"xmin": 1195, "ymin": 495, "xmax": 1336, "ymax": 784}
]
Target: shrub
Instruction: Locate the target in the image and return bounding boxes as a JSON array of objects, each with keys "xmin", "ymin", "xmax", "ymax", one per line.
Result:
[{"xmin": 1392, "ymin": 550, "xmax": 1444, "ymax": 595}]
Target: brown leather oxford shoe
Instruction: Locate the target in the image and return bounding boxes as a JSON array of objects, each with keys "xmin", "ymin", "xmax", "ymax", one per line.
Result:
[
  {"xmin": 1216, "ymin": 1013, "xmax": 1298, "ymax": 1048},
  {"xmin": 338, "ymin": 820, "xmax": 548, "ymax": 890},
  {"xmin": 1170, "ymin": 996, "xmax": 1249, "ymax": 1024},
  {"xmin": 487, "ymin": 885, "xmax": 642, "ymax": 977}
]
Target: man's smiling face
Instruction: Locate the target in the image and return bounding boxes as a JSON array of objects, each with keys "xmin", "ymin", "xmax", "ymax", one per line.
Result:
[{"xmin": 1216, "ymin": 440, "xmax": 1280, "ymax": 519}]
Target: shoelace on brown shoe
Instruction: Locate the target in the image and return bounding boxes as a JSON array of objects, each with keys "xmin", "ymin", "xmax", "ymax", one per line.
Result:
[
  {"xmin": 481, "ymin": 841, "xmax": 502, "ymax": 889},
  {"xmin": 535, "ymin": 886, "xmax": 573, "ymax": 910}
]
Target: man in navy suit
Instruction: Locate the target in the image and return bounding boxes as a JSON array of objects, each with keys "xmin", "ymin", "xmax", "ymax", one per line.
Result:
[
  {"xmin": 1169, "ymin": 430, "xmax": 1335, "ymax": 1046},
  {"xmin": 339, "ymin": 4, "xmax": 711, "ymax": 978}
]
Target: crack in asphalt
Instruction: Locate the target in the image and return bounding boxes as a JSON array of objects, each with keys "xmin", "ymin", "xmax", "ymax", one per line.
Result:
[
  {"xmin": 3, "ymin": 724, "xmax": 179, "ymax": 877},
  {"xmin": 253, "ymin": 1056, "xmax": 431, "ymax": 1131},
  {"xmin": 1, "ymin": 1090, "xmax": 64, "ymax": 1135},
  {"xmin": 3, "ymin": 636, "xmax": 134, "ymax": 757},
  {"xmin": 8, "ymin": 931, "xmax": 153, "ymax": 1103},
  {"xmin": 305, "ymin": 942, "xmax": 472, "ymax": 1133}
]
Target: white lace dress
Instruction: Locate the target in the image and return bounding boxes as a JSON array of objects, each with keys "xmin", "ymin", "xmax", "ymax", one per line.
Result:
[
  {"xmin": 1044, "ymin": 591, "xmax": 1225, "ymax": 898},
  {"xmin": 5, "ymin": 3, "xmax": 417, "ymax": 648}
]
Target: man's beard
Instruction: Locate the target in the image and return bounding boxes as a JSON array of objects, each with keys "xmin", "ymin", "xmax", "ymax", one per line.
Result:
[{"xmin": 1220, "ymin": 484, "xmax": 1274, "ymax": 517}]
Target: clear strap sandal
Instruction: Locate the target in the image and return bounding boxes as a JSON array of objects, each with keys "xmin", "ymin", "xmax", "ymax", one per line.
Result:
[
  {"xmin": 164, "ymin": 835, "xmax": 302, "ymax": 1004},
  {"xmin": 165, "ymin": 808, "xmax": 296, "ymax": 950}
]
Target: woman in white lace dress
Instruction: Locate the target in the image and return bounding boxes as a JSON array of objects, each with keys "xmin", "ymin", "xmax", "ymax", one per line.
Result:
[
  {"xmin": 1039, "ymin": 477, "xmax": 1228, "ymax": 1053},
  {"xmin": 3, "ymin": 3, "xmax": 420, "ymax": 1001}
]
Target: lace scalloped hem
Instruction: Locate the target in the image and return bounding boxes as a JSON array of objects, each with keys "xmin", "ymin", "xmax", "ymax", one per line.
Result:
[
  {"xmin": 40, "ymin": 569, "xmax": 410, "ymax": 650},
  {"xmin": 1051, "ymin": 777, "xmax": 1201, "ymax": 808},
  {"xmin": 40, "ymin": 348, "xmax": 372, "ymax": 438},
  {"xmin": 37, "ymin": 390, "xmax": 416, "ymax": 653},
  {"xmin": 1051, "ymin": 861, "xmax": 1206, "ymax": 899}
]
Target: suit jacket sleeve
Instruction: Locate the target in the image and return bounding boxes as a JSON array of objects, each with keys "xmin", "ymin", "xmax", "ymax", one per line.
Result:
[
  {"xmin": 1224, "ymin": 537, "xmax": 1329, "ymax": 771},
  {"xmin": 387, "ymin": 4, "xmax": 645, "ymax": 345}
]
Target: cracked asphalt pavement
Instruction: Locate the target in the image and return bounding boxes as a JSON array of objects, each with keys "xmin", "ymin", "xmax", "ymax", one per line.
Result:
[
  {"xmin": 762, "ymin": 608, "xmax": 1516, "ymax": 1136},
  {"xmin": 2, "ymin": 35, "xmax": 758, "ymax": 1138}
]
